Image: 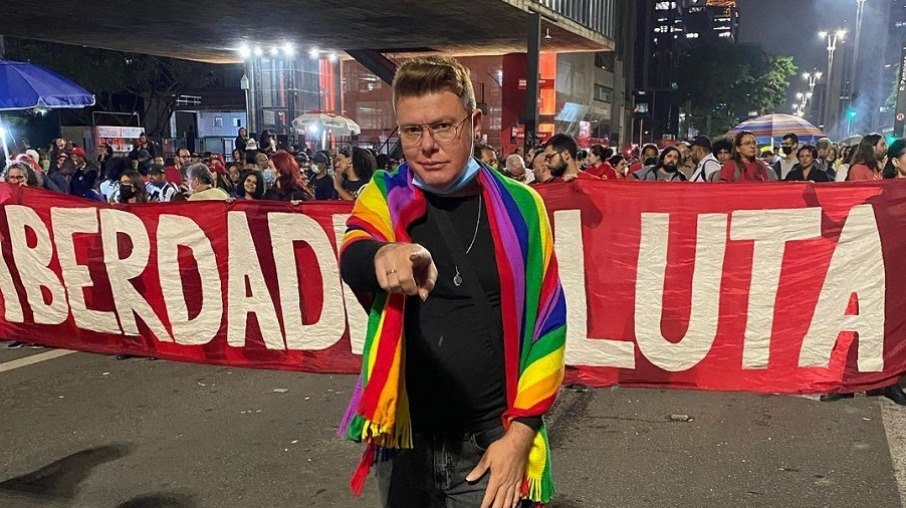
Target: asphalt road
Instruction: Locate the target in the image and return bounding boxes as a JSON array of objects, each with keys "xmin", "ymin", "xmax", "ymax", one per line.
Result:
[{"xmin": 1, "ymin": 346, "xmax": 903, "ymax": 508}]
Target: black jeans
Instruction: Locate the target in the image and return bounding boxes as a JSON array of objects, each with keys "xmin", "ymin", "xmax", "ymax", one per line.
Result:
[{"xmin": 377, "ymin": 425, "xmax": 509, "ymax": 508}]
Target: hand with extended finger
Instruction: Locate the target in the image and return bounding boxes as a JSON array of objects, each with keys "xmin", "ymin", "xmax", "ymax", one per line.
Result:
[{"xmin": 374, "ymin": 243, "xmax": 438, "ymax": 301}]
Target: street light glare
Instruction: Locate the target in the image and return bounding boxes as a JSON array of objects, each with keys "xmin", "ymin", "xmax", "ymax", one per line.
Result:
[
  {"xmin": 836, "ymin": 29, "xmax": 847, "ymax": 38},
  {"xmin": 238, "ymin": 44, "xmax": 251, "ymax": 59},
  {"xmin": 818, "ymin": 30, "xmax": 828, "ymax": 39},
  {"xmin": 816, "ymin": 72, "xmax": 822, "ymax": 79},
  {"xmin": 803, "ymin": 72, "xmax": 810, "ymax": 80},
  {"xmin": 253, "ymin": 46, "xmax": 263, "ymax": 57},
  {"xmin": 283, "ymin": 43, "xmax": 295, "ymax": 56},
  {"xmin": 309, "ymin": 47, "xmax": 320, "ymax": 59},
  {"xmin": 328, "ymin": 53, "xmax": 339, "ymax": 63},
  {"xmin": 269, "ymin": 46, "xmax": 279, "ymax": 56}
]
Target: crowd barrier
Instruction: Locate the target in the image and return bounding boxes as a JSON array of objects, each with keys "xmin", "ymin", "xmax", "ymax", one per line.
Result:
[{"xmin": 0, "ymin": 179, "xmax": 903, "ymax": 393}]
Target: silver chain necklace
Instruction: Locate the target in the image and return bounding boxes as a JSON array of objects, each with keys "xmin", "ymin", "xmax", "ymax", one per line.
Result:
[{"xmin": 453, "ymin": 193, "xmax": 482, "ymax": 287}]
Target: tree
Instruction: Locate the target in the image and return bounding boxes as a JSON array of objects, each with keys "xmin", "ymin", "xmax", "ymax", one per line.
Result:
[
  {"xmin": 674, "ymin": 40, "xmax": 797, "ymax": 137},
  {"xmin": 4, "ymin": 37, "xmax": 218, "ymax": 137}
]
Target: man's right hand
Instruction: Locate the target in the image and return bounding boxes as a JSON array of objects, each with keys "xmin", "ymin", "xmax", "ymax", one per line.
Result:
[{"xmin": 374, "ymin": 243, "xmax": 437, "ymax": 301}]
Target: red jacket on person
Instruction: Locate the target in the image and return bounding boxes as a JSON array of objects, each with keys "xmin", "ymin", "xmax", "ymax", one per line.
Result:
[
  {"xmin": 164, "ymin": 165, "xmax": 183, "ymax": 185},
  {"xmin": 586, "ymin": 162, "xmax": 618, "ymax": 180}
]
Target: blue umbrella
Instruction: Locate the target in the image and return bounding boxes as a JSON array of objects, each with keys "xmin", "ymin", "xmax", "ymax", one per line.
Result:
[{"xmin": 0, "ymin": 59, "xmax": 95, "ymax": 162}]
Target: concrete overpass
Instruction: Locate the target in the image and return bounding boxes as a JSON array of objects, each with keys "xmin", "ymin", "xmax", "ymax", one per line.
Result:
[{"xmin": 0, "ymin": 1, "xmax": 612, "ymax": 63}]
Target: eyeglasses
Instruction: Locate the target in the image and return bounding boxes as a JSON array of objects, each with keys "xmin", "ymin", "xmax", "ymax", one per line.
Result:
[
  {"xmin": 399, "ymin": 114, "xmax": 471, "ymax": 145},
  {"xmin": 544, "ymin": 150, "xmax": 564, "ymax": 162}
]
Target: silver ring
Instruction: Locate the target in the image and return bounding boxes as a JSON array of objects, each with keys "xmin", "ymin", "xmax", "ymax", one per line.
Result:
[{"xmin": 385, "ymin": 269, "xmax": 398, "ymax": 275}]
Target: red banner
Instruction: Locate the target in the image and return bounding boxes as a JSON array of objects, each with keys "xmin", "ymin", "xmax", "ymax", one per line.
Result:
[{"xmin": 1, "ymin": 180, "xmax": 904, "ymax": 393}]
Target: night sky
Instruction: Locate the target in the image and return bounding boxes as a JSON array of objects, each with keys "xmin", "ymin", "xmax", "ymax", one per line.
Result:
[{"xmin": 737, "ymin": 0, "xmax": 885, "ymax": 114}]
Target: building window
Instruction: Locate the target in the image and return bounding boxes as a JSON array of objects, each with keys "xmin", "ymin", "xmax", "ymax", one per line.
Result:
[
  {"xmin": 594, "ymin": 84, "xmax": 613, "ymax": 103},
  {"xmin": 214, "ymin": 117, "xmax": 223, "ymax": 128}
]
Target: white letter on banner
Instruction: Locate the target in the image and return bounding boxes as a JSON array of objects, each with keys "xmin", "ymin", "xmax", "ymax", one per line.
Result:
[
  {"xmin": 635, "ymin": 213, "xmax": 727, "ymax": 372},
  {"xmin": 6, "ymin": 205, "xmax": 69, "ymax": 324},
  {"xmin": 226, "ymin": 211, "xmax": 284, "ymax": 349},
  {"xmin": 555, "ymin": 209, "xmax": 635, "ymax": 368},
  {"xmin": 800, "ymin": 205, "xmax": 885, "ymax": 372},
  {"xmin": 157, "ymin": 214, "xmax": 222, "ymax": 345},
  {"xmin": 730, "ymin": 208, "xmax": 822, "ymax": 369},
  {"xmin": 333, "ymin": 213, "xmax": 368, "ymax": 356},
  {"xmin": 52, "ymin": 208, "xmax": 121, "ymax": 334},
  {"xmin": 269, "ymin": 213, "xmax": 345, "ymax": 350},
  {"xmin": 0, "ymin": 223, "xmax": 23, "ymax": 322},
  {"xmin": 100, "ymin": 209, "xmax": 172, "ymax": 341}
]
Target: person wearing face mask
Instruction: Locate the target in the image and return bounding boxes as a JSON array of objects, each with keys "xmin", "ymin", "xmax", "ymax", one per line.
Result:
[
  {"xmin": 338, "ymin": 56, "xmax": 565, "ymax": 508},
  {"xmin": 772, "ymin": 132, "xmax": 799, "ymax": 180},
  {"xmin": 631, "ymin": 146, "xmax": 687, "ymax": 181},
  {"xmin": 116, "ymin": 170, "xmax": 149, "ymax": 204},
  {"xmin": 528, "ymin": 150, "xmax": 555, "ymax": 186},
  {"xmin": 310, "ymin": 151, "xmax": 338, "ymax": 200}
]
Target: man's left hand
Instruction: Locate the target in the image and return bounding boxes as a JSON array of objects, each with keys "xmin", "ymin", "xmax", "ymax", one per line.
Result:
[{"xmin": 466, "ymin": 421, "xmax": 536, "ymax": 508}]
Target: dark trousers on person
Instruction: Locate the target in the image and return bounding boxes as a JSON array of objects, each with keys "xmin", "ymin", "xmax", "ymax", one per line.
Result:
[{"xmin": 377, "ymin": 425, "xmax": 509, "ymax": 508}]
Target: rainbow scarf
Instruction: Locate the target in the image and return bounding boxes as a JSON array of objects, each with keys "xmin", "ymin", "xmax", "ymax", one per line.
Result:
[{"xmin": 338, "ymin": 161, "xmax": 567, "ymax": 505}]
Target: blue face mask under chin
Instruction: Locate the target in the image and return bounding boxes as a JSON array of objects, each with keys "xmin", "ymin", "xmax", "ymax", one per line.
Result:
[{"xmin": 412, "ymin": 156, "xmax": 481, "ymax": 195}]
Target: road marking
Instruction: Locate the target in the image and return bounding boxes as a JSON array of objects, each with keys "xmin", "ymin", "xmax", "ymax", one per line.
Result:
[
  {"xmin": 881, "ymin": 399, "xmax": 906, "ymax": 507},
  {"xmin": 0, "ymin": 349, "xmax": 76, "ymax": 373}
]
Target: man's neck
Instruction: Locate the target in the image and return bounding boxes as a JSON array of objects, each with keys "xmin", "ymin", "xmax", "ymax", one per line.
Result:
[
  {"xmin": 443, "ymin": 179, "xmax": 480, "ymax": 198},
  {"xmin": 195, "ymin": 184, "xmax": 212, "ymax": 193},
  {"xmin": 785, "ymin": 153, "xmax": 796, "ymax": 162},
  {"xmin": 565, "ymin": 161, "xmax": 580, "ymax": 177}
]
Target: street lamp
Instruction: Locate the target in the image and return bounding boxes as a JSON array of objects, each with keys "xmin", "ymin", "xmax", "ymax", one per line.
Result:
[
  {"xmin": 803, "ymin": 70, "xmax": 822, "ymax": 91},
  {"xmin": 240, "ymin": 73, "xmax": 250, "ymax": 135},
  {"xmin": 851, "ymin": 0, "xmax": 867, "ymax": 94},
  {"xmin": 819, "ymin": 28, "xmax": 846, "ymax": 131},
  {"xmin": 802, "ymin": 70, "xmax": 822, "ymax": 122}
]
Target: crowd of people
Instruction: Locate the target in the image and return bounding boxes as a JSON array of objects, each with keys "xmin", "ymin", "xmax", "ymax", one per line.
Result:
[
  {"xmin": 3, "ymin": 126, "xmax": 901, "ymax": 209},
  {"xmin": 0, "ymin": 130, "xmax": 387, "ymax": 205},
  {"xmin": 516, "ymin": 130, "xmax": 899, "ymax": 185}
]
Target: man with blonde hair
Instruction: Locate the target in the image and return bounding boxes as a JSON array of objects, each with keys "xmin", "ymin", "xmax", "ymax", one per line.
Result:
[{"xmin": 339, "ymin": 56, "xmax": 566, "ymax": 507}]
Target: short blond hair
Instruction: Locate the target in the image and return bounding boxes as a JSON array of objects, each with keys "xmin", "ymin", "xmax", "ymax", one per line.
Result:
[{"xmin": 392, "ymin": 56, "xmax": 476, "ymax": 113}]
